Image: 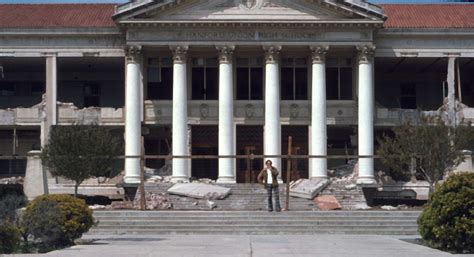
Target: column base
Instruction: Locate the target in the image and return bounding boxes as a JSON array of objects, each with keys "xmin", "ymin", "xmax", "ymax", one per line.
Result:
[
  {"xmin": 170, "ymin": 176, "xmax": 189, "ymax": 183},
  {"xmin": 356, "ymin": 177, "xmax": 377, "ymax": 185},
  {"xmin": 216, "ymin": 177, "xmax": 236, "ymax": 184},
  {"xmin": 124, "ymin": 176, "xmax": 141, "ymax": 184}
]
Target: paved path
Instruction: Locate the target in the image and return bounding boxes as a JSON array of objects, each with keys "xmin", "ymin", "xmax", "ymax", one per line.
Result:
[{"xmin": 6, "ymin": 235, "xmax": 473, "ymax": 257}]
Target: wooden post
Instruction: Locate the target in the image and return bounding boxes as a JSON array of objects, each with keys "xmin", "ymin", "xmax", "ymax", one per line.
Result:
[
  {"xmin": 140, "ymin": 136, "xmax": 146, "ymax": 211},
  {"xmin": 285, "ymin": 136, "xmax": 292, "ymax": 211}
]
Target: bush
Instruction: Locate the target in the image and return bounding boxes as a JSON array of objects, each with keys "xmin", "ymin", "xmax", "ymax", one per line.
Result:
[
  {"xmin": 418, "ymin": 172, "xmax": 474, "ymax": 253},
  {"xmin": 21, "ymin": 194, "xmax": 93, "ymax": 247},
  {"xmin": 0, "ymin": 224, "xmax": 21, "ymax": 254},
  {"xmin": 0, "ymin": 194, "xmax": 27, "ymax": 224}
]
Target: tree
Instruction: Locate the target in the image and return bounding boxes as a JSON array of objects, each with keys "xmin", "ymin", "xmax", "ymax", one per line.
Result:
[
  {"xmin": 377, "ymin": 118, "xmax": 474, "ymax": 193},
  {"xmin": 41, "ymin": 125, "xmax": 123, "ymax": 197}
]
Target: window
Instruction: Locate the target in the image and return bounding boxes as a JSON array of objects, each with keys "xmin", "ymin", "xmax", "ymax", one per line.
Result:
[
  {"xmin": 400, "ymin": 83, "xmax": 417, "ymax": 109},
  {"xmin": 192, "ymin": 58, "xmax": 218, "ymax": 100},
  {"xmin": 147, "ymin": 57, "xmax": 173, "ymax": 100},
  {"xmin": 281, "ymin": 58, "xmax": 308, "ymax": 100},
  {"xmin": 326, "ymin": 58, "xmax": 353, "ymax": 100},
  {"xmin": 236, "ymin": 57, "xmax": 263, "ymax": 100},
  {"xmin": 83, "ymin": 83, "xmax": 100, "ymax": 107}
]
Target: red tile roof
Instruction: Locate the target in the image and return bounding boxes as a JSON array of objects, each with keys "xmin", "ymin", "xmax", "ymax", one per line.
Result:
[
  {"xmin": 0, "ymin": 3, "xmax": 473, "ymax": 29},
  {"xmin": 382, "ymin": 4, "xmax": 474, "ymax": 29},
  {"xmin": 0, "ymin": 4, "xmax": 116, "ymax": 28}
]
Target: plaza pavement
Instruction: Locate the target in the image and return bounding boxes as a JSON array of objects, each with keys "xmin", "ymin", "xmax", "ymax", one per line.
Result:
[{"xmin": 5, "ymin": 235, "xmax": 474, "ymax": 257}]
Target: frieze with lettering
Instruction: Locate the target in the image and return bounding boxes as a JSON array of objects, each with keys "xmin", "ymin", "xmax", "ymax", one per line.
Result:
[{"xmin": 127, "ymin": 28, "xmax": 369, "ymax": 43}]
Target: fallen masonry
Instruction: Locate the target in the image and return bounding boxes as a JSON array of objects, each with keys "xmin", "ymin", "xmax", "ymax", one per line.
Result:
[
  {"xmin": 314, "ymin": 195, "xmax": 342, "ymax": 211},
  {"xmin": 289, "ymin": 178, "xmax": 330, "ymax": 199},
  {"xmin": 167, "ymin": 183, "xmax": 231, "ymax": 200}
]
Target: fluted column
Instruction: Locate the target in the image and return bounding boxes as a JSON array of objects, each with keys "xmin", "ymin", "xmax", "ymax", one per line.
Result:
[
  {"xmin": 310, "ymin": 46, "xmax": 329, "ymax": 178},
  {"xmin": 263, "ymin": 46, "xmax": 282, "ymax": 179},
  {"xmin": 171, "ymin": 46, "xmax": 189, "ymax": 182},
  {"xmin": 124, "ymin": 46, "xmax": 142, "ymax": 184},
  {"xmin": 357, "ymin": 45, "xmax": 376, "ymax": 185},
  {"xmin": 42, "ymin": 55, "xmax": 57, "ymax": 147},
  {"xmin": 217, "ymin": 46, "xmax": 236, "ymax": 183}
]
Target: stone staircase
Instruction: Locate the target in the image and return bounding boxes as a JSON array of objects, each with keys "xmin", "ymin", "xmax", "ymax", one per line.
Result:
[
  {"xmin": 142, "ymin": 180, "xmax": 366, "ymax": 211},
  {"xmin": 88, "ymin": 210, "xmax": 421, "ymax": 235}
]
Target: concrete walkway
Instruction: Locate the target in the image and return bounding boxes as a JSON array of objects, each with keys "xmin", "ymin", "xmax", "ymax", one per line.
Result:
[{"xmin": 7, "ymin": 235, "xmax": 473, "ymax": 257}]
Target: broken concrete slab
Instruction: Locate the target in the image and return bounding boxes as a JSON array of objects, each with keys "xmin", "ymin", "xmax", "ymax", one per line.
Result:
[
  {"xmin": 289, "ymin": 178, "xmax": 330, "ymax": 200},
  {"xmin": 314, "ymin": 195, "xmax": 342, "ymax": 211},
  {"xmin": 167, "ymin": 183, "xmax": 231, "ymax": 200},
  {"xmin": 377, "ymin": 181, "xmax": 430, "ymax": 200}
]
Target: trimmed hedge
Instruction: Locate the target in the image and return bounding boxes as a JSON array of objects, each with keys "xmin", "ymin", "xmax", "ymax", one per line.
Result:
[
  {"xmin": 0, "ymin": 224, "xmax": 21, "ymax": 254},
  {"xmin": 22, "ymin": 194, "xmax": 93, "ymax": 247},
  {"xmin": 418, "ymin": 172, "xmax": 474, "ymax": 253}
]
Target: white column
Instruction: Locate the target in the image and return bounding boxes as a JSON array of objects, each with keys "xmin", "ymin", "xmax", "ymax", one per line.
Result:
[
  {"xmin": 171, "ymin": 46, "xmax": 189, "ymax": 182},
  {"xmin": 217, "ymin": 46, "xmax": 236, "ymax": 183},
  {"xmin": 42, "ymin": 55, "xmax": 57, "ymax": 147},
  {"xmin": 124, "ymin": 46, "xmax": 142, "ymax": 184},
  {"xmin": 310, "ymin": 46, "xmax": 329, "ymax": 178},
  {"xmin": 263, "ymin": 46, "xmax": 282, "ymax": 178},
  {"xmin": 357, "ymin": 45, "xmax": 376, "ymax": 185}
]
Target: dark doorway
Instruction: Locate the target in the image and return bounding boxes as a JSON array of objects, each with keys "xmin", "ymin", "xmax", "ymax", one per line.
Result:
[
  {"xmin": 281, "ymin": 125, "xmax": 309, "ymax": 182},
  {"xmin": 191, "ymin": 125, "xmax": 218, "ymax": 180},
  {"xmin": 236, "ymin": 125, "xmax": 263, "ymax": 183}
]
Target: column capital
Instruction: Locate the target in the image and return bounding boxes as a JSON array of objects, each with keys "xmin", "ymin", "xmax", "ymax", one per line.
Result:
[
  {"xmin": 356, "ymin": 45, "xmax": 376, "ymax": 64},
  {"xmin": 310, "ymin": 46, "xmax": 329, "ymax": 64},
  {"xmin": 170, "ymin": 45, "xmax": 189, "ymax": 64},
  {"xmin": 263, "ymin": 45, "xmax": 282, "ymax": 64},
  {"xmin": 216, "ymin": 46, "xmax": 235, "ymax": 64},
  {"xmin": 125, "ymin": 45, "xmax": 142, "ymax": 63}
]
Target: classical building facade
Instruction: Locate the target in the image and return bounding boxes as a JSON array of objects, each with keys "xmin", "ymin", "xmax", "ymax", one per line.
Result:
[{"xmin": 0, "ymin": 0, "xmax": 473, "ymax": 185}]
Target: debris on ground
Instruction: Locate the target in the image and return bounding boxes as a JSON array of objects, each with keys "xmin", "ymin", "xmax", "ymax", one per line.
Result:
[
  {"xmin": 134, "ymin": 191, "xmax": 173, "ymax": 210},
  {"xmin": 0, "ymin": 176, "xmax": 24, "ymax": 184},
  {"xmin": 289, "ymin": 178, "xmax": 330, "ymax": 199},
  {"xmin": 314, "ymin": 195, "xmax": 342, "ymax": 211},
  {"xmin": 167, "ymin": 183, "xmax": 231, "ymax": 200}
]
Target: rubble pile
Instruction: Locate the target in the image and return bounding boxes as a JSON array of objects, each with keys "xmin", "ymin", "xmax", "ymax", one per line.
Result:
[
  {"xmin": 0, "ymin": 176, "xmax": 24, "ymax": 185},
  {"xmin": 328, "ymin": 160, "xmax": 359, "ymax": 183},
  {"xmin": 134, "ymin": 191, "xmax": 173, "ymax": 210}
]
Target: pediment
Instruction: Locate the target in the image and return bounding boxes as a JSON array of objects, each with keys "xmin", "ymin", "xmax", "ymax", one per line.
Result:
[{"xmin": 114, "ymin": 0, "xmax": 385, "ymax": 24}]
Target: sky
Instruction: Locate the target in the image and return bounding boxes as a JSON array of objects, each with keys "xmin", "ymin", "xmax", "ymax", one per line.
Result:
[{"xmin": 0, "ymin": 0, "xmax": 471, "ymax": 3}]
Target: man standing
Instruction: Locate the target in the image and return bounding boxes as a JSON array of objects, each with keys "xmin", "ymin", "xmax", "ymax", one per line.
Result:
[{"xmin": 257, "ymin": 160, "xmax": 281, "ymax": 212}]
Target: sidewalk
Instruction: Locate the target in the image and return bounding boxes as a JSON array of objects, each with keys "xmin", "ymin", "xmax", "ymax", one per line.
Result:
[{"xmin": 6, "ymin": 235, "xmax": 473, "ymax": 257}]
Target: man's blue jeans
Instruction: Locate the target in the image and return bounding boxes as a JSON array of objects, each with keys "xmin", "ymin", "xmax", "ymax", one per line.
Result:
[{"xmin": 266, "ymin": 184, "xmax": 281, "ymax": 211}]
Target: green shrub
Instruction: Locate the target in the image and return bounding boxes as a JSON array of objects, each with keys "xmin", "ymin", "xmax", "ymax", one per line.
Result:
[
  {"xmin": 418, "ymin": 172, "xmax": 474, "ymax": 253},
  {"xmin": 0, "ymin": 224, "xmax": 21, "ymax": 254},
  {"xmin": 21, "ymin": 194, "xmax": 93, "ymax": 247},
  {"xmin": 0, "ymin": 194, "xmax": 27, "ymax": 224}
]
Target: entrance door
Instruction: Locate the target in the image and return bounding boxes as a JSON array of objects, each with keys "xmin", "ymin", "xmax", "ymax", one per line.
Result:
[
  {"xmin": 236, "ymin": 125, "xmax": 263, "ymax": 183},
  {"xmin": 281, "ymin": 125, "xmax": 309, "ymax": 182},
  {"xmin": 191, "ymin": 125, "xmax": 218, "ymax": 180}
]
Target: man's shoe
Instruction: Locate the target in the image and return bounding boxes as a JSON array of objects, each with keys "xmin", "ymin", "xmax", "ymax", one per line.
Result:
[{"xmin": 275, "ymin": 209, "xmax": 281, "ymax": 212}]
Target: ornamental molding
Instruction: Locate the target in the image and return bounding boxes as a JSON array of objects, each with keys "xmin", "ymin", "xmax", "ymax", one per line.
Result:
[
  {"xmin": 125, "ymin": 45, "xmax": 142, "ymax": 63},
  {"xmin": 310, "ymin": 45, "xmax": 329, "ymax": 64},
  {"xmin": 216, "ymin": 45, "xmax": 235, "ymax": 64},
  {"xmin": 263, "ymin": 45, "xmax": 282, "ymax": 64},
  {"xmin": 170, "ymin": 45, "xmax": 189, "ymax": 64},
  {"xmin": 356, "ymin": 45, "xmax": 376, "ymax": 64}
]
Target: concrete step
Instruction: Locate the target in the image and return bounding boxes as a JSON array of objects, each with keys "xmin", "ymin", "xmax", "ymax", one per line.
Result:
[
  {"xmin": 88, "ymin": 228, "xmax": 419, "ymax": 236},
  {"xmin": 93, "ymin": 210, "xmax": 421, "ymax": 216},
  {"xmin": 88, "ymin": 211, "xmax": 420, "ymax": 235}
]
